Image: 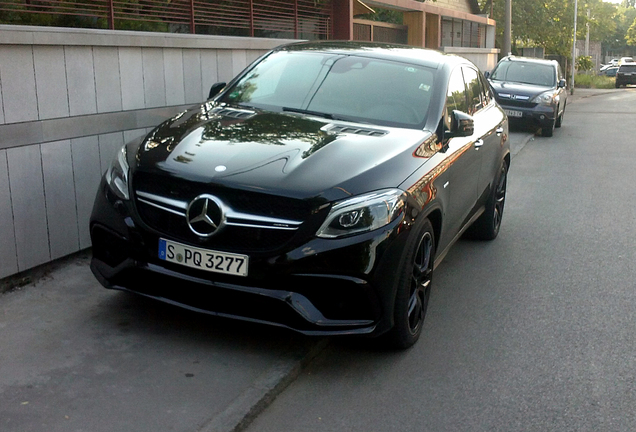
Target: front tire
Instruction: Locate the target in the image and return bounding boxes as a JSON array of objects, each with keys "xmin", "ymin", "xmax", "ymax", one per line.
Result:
[
  {"xmin": 555, "ymin": 103, "xmax": 565, "ymax": 128},
  {"xmin": 384, "ymin": 217, "xmax": 435, "ymax": 349},
  {"xmin": 541, "ymin": 119, "xmax": 555, "ymax": 137}
]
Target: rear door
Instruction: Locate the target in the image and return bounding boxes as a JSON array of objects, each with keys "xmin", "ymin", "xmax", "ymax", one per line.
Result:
[{"xmin": 462, "ymin": 66, "xmax": 507, "ymax": 204}]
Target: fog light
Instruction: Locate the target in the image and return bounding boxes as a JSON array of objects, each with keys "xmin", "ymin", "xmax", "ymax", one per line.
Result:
[{"xmin": 540, "ymin": 115, "xmax": 545, "ymax": 120}]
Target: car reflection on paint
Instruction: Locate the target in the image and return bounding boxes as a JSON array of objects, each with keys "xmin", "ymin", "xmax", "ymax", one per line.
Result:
[{"xmin": 90, "ymin": 41, "xmax": 510, "ymax": 349}]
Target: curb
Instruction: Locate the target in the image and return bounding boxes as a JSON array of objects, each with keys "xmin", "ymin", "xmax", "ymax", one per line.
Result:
[{"xmin": 197, "ymin": 338, "xmax": 330, "ymax": 432}]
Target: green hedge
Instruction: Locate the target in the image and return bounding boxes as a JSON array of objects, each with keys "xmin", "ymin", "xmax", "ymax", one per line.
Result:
[{"xmin": 574, "ymin": 74, "xmax": 616, "ymax": 89}]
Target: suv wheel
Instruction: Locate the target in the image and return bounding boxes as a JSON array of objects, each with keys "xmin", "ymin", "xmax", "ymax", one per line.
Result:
[
  {"xmin": 541, "ymin": 119, "xmax": 555, "ymax": 137},
  {"xmin": 555, "ymin": 104, "xmax": 565, "ymax": 128}
]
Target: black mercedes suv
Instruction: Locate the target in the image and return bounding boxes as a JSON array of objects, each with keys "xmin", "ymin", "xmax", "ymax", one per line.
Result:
[{"xmin": 90, "ymin": 42, "xmax": 510, "ymax": 348}]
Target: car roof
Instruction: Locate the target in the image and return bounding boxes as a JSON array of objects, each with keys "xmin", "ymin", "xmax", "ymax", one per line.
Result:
[
  {"xmin": 496, "ymin": 55, "xmax": 558, "ymax": 67},
  {"xmin": 273, "ymin": 41, "xmax": 473, "ymax": 70}
]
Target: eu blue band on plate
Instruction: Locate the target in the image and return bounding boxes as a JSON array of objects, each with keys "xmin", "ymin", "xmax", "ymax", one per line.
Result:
[{"xmin": 158, "ymin": 239, "xmax": 167, "ymax": 260}]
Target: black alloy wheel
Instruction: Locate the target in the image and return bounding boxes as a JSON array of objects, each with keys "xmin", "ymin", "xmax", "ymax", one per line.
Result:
[
  {"xmin": 467, "ymin": 162, "xmax": 507, "ymax": 240},
  {"xmin": 385, "ymin": 218, "xmax": 435, "ymax": 349}
]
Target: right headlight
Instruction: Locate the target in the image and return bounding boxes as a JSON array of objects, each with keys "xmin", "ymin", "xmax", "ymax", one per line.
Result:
[
  {"xmin": 316, "ymin": 189, "xmax": 406, "ymax": 239},
  {"xmin": 105, "ymin": 145, "xmax": 130, "ymax": 200},
  {"xmin": 531, "ymin": 90, "xmax": 558, "ymax": 106}
]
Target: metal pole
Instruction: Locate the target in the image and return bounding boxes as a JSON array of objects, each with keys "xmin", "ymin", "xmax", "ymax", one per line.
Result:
[
  {"xmin": 585, "ymin": 8, "xmax": 590, "ymax": 57},
  {"xmin": 249, "ymin": 0, "xmax": 254, "ymax": 37},
  {"xmin": 504, "ymin": 0, "xmax": 511, "ymax": 56},
  {"xmin": 571, "ymin": 0, "xmax": 578, "ymax": 95},
  {"xmin": 108, "ymin": 0, "xmax": 115, "ymax": 30},
  {"xmin": 190, "ymin": 0, "xmax": 195, "ymax": 34}
]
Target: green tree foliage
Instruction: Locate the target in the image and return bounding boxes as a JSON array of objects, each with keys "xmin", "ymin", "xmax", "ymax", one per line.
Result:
[
  {"xmin": 576, "ymin": 55, "xmax": 593, "ymax": 71},
  {"xmin": 478, "ymin": 0, "xmax": 621, "ymax": 57},
  {"xmin": 627, "ymin": 18, "xmax": 636, "ymax": 44}
]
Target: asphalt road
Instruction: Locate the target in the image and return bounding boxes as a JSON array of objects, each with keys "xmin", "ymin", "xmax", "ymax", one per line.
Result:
[{"xmin": 244, "ymin": 89, "xmax": 636, "ymax": 432}]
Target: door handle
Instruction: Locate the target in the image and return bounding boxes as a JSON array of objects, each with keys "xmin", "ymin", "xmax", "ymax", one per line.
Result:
[
  {"xmin": 496, "ymin": 127, "xmax": 504, "ymax": 136},
  {"xmin": 474, "ymin": 139, "xmax": 484, "ymax": 148}
]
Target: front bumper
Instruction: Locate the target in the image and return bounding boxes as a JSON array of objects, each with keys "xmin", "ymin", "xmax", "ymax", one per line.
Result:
[
  {"xmin": 498, "ymin": 102, "xmax": 556, "ymax": 127},
  {"xmin": 90, "ymin": 178, "xmax": 412, "ymax": 336}
]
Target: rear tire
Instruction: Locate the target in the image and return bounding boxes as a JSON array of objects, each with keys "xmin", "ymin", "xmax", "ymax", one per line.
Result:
[
  {"xmin": 466, "ymin": 162, "xmax": 507, "ymax": 241},
  {"xmin": 384, "ymin": 217, "xmax": 435, "ymax": 349}
]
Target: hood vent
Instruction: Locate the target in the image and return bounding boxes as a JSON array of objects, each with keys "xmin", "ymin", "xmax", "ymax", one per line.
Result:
[
  {"xmin": 325, "ymin": 124, "xmax": 388, "ymax": 137},
  {"xmin": 212, "ymin": 107, "xmax": 256, "ymax": 120}
]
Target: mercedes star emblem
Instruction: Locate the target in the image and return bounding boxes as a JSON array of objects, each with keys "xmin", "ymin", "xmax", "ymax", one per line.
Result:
[{"xmin": 186, "ymin": 195, "xmax": 225, "ymax": 237}]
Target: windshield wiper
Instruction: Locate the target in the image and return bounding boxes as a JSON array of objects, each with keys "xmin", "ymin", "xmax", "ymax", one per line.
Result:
[{"xmin": 282, "ymin": 107, "xmax": 335, "ymax": 120}]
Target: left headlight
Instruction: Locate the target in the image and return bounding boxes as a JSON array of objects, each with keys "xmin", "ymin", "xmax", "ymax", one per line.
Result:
[
  {"xmin": 316, "ymin": 189, "xmax": 406, "ymax": 239},
  {"xmin": 105, "ymin": 145, "xmax": 130, "ymax": 200},
  {"xmin": 531, "ymin": 90, "xmax": 558, "ymax": 106}
]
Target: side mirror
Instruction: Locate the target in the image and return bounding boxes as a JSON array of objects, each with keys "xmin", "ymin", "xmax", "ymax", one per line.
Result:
[
  {"xmin": 558, "ymin": 78, "xmax": 567, "ymax": 88},
  {"xmin": 208, "ymin": 82, "xmax": 226, "ymax": 99},
  {"xmin": 447, "ymin": 110, "xmax": 474, "ymax": 138},
  {"xmin": 484, "ymin": 71, "xmax": 491, "ymax": 79}
]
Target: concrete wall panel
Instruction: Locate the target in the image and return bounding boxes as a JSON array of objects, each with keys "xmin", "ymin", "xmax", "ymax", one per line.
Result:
[
  {"xmin": 142, "ymin": 48, "xmax": 166, "ymax": 108},
  {"xmin": 164, "ymin": 48, "xmax": 185, "ymax": 106},
  {"xmin": 7, "ymin": 145, "xmax": 50, "ymax": 271},
  {"xmin": 246, "ymin": 49, "xmax": 265, "ymax": 65},
  {"xmin": 98, "ymin": 132, "xmax": 124, "ymax": 174},
  {"xmin": 94, "ymin": 46, "xmax": 123, "ymax": 113},
  {"xmin": 65, "ymin": 46, "xmax": 98, "ymax": 116},
  {"xmin": 0, "ymin": 77, "xmax": 5, "ymax": 124},
  {"xmin": 216, "ymin": 50, "xmax": 234, "ymax": 83},
  {"xmin": 119, "ymin": 47, "xmax": 145, "ymax": 110},
  {"xmin": 41, "ymin": 140, "xmax": 79, "ymax": 259},
  {"xmin": 0, "ymin": 150, "xmax": 18, "ymax": 278},
  {"xmin": 200, "ymin": 50, "xmax": 219, "ymax": 101},
  {"xmin": 123, "ymin": 128, "xmax": 148, "ymax": 144},
  {"xmin": 231, "ymin": 50, "xmax": 248, "ymax": 77},
  {"xmin": 71, "ymin": 136, "xmax": 101, "ymax": 249},
  {"xmin": 33, "ymin": 46, "xmax": 70, "ymax": 120},
  {"xmin": 0, "ymin": 45, "xmax": 38, "ymax": 123},
  {"xmin": 183, "ymin": 49, "xmax": 203, "ymax": 104}
]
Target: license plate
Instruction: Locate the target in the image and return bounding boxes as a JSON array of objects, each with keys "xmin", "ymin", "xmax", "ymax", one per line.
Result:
[
  {"xmin": 505, "ymin": 109, "xmax": 523, "ymax": 118},
  {"xmin": 158, "ymin": 238, "xmax": 248, "ymax": 277}
]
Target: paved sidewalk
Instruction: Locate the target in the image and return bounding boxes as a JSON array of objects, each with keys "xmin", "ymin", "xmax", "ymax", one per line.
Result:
[{"xmin": 0, "ymin": 254, "xmax": 325, "ymax": 432}]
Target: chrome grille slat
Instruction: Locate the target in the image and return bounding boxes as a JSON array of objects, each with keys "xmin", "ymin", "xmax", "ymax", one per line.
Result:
[{"xmin": 135, "ymin": 190, "xmax": 302, "ymax": 231}]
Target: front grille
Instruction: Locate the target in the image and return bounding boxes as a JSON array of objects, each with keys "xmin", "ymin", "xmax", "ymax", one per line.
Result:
[
  {"xmin": 132, "ymin": 172, "xmax": 313, "ymax": 252},
  {"xmin": 496, "ymin": 98, "xmax": 537, "ymax": 109}
]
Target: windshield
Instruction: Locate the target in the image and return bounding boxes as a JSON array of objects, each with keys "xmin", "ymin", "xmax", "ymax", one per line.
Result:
[
  {"xmin": 490, "ymin": 61, "xmax": 556, "ymax": 87},
  {"xmin": 218, "ymin": 51, "xmax": 436, "ymax": 128},
  {"xmin": 619, "ymin": 64, "xmax": 636, "ymax": 73}
]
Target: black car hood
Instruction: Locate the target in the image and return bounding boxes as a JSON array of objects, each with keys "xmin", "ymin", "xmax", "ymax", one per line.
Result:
[
  {"xmin": 488, "ymin": 80, "xmax": 553, "ymax": 98},
  {"xmin": 134, "ymin": 104, "xmax": 432, "ymax": 202}
]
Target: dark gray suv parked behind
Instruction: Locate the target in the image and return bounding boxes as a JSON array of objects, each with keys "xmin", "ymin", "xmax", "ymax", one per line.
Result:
[
  {"xmin": 486, "ymin": 56, "xmax": 567, "ymax": 137},
  {"xmin": 615, "ymin": 63, "xmax": 636, "ymax": 88}
]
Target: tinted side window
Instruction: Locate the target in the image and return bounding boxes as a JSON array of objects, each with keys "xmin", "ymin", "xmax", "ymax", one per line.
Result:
[
  {"xmin": 463, "ymin": 66, "xmax": 485, "ymax": 114},
  {"xmin": 479, "ymin": 73, "xmax": 491, "ymax": 104},
  {"xmin": 446, "ymin": 68, "xmax": 468, "ymax": 118}
]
